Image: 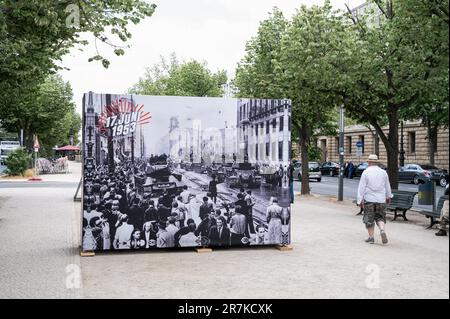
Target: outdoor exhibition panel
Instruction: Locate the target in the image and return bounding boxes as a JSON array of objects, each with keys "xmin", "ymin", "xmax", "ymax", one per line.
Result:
[{"xmin": 82, "ymin": 93, "xmax": 292, "ymax": 252}]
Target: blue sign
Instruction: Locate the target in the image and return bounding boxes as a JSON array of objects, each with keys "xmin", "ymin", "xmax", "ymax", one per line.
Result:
[{"xmin": 356, "ymin": 141, "xmax": 364, "ymax": 147}]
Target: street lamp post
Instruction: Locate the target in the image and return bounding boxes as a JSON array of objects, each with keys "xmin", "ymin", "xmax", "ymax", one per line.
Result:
[
  {"xmin": 399, "ymin": 121, "xmax": 405, "ymax": 167},
  {"xmin": 338, "ymin": 106, "xmax": 345, "ymax": 201}
]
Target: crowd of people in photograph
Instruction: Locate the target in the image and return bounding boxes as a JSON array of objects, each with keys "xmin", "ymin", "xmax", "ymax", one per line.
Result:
[{"xmin": 82, "ymin": 157, "xmax": 291, "ymax": 251}]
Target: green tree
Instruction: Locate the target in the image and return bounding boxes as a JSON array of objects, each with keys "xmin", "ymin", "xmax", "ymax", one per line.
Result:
[
  {"xmin": 339, "ymin": 0, "xmax": 449, "ymax": 188},
  {"xmin": 0, "ymin": 0, "xmax": 156, "ymax": 78},
  {"xmin": 0, "ymin": 74, "xmax": 79, "ymax": 152},
  {"xmin": 280, "ymin": 3, "xmax": 351, "ymax": 195},
  {"xmin": 1, "ymin": 0, "xmax": 156, "ymax": 140},
  {"xmin": 130, "ymin": 54, "xmax": 227, "ymax": 97},
  {"xmin": 234, "ymin": 5, "xmax": 346, "ymax": 195},
  {"xmin": 234, "ymin": 8, "xmax": 288, "ymax": 99},
  {"xmin": 39, "ymin": 108, "xmax": 81, "ymax": 157}
]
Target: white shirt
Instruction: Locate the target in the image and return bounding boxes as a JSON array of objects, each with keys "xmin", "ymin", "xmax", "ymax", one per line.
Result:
[
  {"xmin": 180, "ymin": 190, "xmax": 192, "ymax": 204},
  {"xmin": 166, "ymin": 224, "xmax": 179, "ymax": 237},
  {"xmin": 179, "ymin": 232, "xmax": 200, "ymax": 247},
  {"xmin": 357, "ymin": 165, "xmax": 393, "ymax": 205},
  {"xmin": 245, "ymin": 194, "xmax": 253, "ymax": 206},
  {"xmin": 115, "ymin": 223, "xmax": 133, "ymax": 244}
]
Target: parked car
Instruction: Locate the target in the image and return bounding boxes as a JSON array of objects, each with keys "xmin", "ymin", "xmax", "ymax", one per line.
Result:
[
  {"xmin": 320, "ymin": 162, "xmax": 340, "ymax": 177},
  {"xmin": 420, "ymin": 165, "xmax": 449, "ymax": 187},
  {"xmin": 293, "ymin": 162, "xmax": 322, "ymax": 182},
  {"xmin": 438, "ymin": 172, "xmax": 449, "ymax": 188},
  {"xmin": 353, "ymin": 162, "xmax": 387, "ymax": 178},
  {"xmin": 398, "ymin": 164, "xmax": 445, "ymax": 185}
]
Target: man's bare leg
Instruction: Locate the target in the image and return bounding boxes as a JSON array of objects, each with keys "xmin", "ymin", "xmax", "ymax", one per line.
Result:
[{"xmin": 377, "ymin": 221, "xmax": 388, "ymax": 244}]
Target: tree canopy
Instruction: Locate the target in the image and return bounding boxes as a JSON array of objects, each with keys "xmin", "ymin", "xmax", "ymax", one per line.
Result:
[
  {"xmin": 234, "ymin": 0, "xmax": 449, "ymax": 190},
  {"xmin": 234, "ymin": 4, "xmax": 350, "ymax": 194},
  {"xmin": 339, "ymin": 0, "xmax": 449, "ymax": 187},
  {"xmin": 0, "ymin": 74, "xmax": 80, "ymax": 153},
  {"xmin": 0, "ymin": 0, "xmax": 156, "ymax": 152},
  {"xmin": 130, "ymin": 54, "xmax": 228, "ymax": 97}
]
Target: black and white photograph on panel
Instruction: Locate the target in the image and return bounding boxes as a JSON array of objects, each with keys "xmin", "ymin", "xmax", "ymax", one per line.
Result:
[{"xmin": 82, "ymin": 92, "xmax": 292, "ymax": 251}]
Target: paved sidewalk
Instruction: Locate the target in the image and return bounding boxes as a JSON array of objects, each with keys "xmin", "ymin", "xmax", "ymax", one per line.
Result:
[
  {"xmin": 0, "ymin": 164, "xmax": 82, "ymax": 298},
  {"xmin": 81, "ymin": 196, "xmax": 449, "ymax": 299},
  {"xmin": 1, "ymin": 163, "xmax": 448, "ymax": 299}
]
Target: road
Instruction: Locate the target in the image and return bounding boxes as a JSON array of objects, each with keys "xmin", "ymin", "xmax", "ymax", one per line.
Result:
[{"xmin": 294, "ymin": 176, "xmax": 445, "ymax": 211}]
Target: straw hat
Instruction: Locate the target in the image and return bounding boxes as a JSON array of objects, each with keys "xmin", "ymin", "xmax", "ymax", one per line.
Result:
[{"xmin": 367, "ymin": 154, "xmax": 379, "ymax": 163}]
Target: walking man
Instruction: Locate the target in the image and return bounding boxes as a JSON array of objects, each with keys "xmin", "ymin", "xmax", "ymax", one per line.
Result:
[
  {"xmin": 208, "ymin": 175, "xmax": 218, "ymax": 204},
  {"xmin": 357, "ymin": 155, "xmax": 393, "ymax": 244}
]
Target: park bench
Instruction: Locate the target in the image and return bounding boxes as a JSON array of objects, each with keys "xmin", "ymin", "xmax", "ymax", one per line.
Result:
[
  {"xmin": 386, "ymin": 190, "xmax": 417, "ymax": 221},
  {"xmin": 418, "ymin": 195, "xmax": 448, "ymax": 229},
  {"xmin": 353, "ymin": 190, "xmax": 417, "ymax": 221}
]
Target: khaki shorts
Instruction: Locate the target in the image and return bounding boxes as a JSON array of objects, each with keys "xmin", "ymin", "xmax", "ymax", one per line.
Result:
[{"xmin": 363, "ymin": 202, "xmax": 386, "ymax": 228}]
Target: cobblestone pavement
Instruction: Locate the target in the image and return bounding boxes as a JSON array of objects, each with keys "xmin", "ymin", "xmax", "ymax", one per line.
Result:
[{"xmin": 0, "ymin": 163, "xmax": 82, "ymax": 298}]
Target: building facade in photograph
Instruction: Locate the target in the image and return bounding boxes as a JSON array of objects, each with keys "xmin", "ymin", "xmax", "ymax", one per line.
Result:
[
  {"xmin": 316, "ymin": 122, "xmax": 449, "ymax": 170},
  {"xmin": 237, "ymin": 99, "xmax": 291, "ymax": 167}
]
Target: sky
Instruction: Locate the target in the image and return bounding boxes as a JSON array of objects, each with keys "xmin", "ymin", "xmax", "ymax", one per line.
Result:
[
  {"xmin": 88, "ymin": 93, "xmax": 238, "ymax": 156},
  {"xmin": 59, "ymin": 0, "xmax": 365, "ymax": 113}
]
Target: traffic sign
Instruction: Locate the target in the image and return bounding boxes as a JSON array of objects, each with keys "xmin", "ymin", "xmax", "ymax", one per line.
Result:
[
  {"xmin": 356, "ymin": 148, "xmax": 363, "ymax": 157},
  {"xmin": 356, "ymin": 141, "xmax": 364, "ymax": 148},
  {"xmin": 34, "ymin": 135, "xmax": 40, "ymax": 151}
]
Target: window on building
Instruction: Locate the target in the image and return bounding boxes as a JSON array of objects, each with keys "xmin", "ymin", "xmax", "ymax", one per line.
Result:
[
  {"xmin": 266, "ymin": 121, "xmax": 270, "ymax": 134},
  {"xmin": 278, "ymin": 141, "xmax": 283, "ymax": 161},
  {"xmin": 359, "ymin": 135, "xmax": 365, "ymax": 154},
  {"xmin": 255, "ymin": 124, "xmax": 258, "ymax": 136},
  {"xmin": 255, "ymin": 144, "xmax": 258, "ymax": 161},
  {"xmin": 272, "ymin": 118, "xmax": 277, "ymax": 131},
  {"xmin": 266, "ymin": 142, "xmax": 270, "ymax": 157},
  {"xmin": 408, "ymin": 132, "xmax": 416, "ymax": 153},
  {"xmin": 346, "ymin": 136, "xmax": 352, "ymax": 154},
  {"xmin": 279, "ymin": 116, "xmax": 284, "ymax": 131},
  {"xmin": 288, "ymin": 116, "xmax": 291, "ymax": 131}
]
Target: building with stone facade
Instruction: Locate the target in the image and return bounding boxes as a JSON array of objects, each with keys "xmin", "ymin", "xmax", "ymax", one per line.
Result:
[
  {"xmin": 316, "ymin": 121, "xmax": 449, "ymax": 170},
  {"xmin": 237, "ymin": 98, "xmax": 291, "ymax": 166}
]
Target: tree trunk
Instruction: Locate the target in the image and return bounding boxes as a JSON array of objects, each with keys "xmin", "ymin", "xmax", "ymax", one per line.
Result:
[
  {"xmin": 299, "ymin": 123, "xmax": 310, "ymax": 195},
  {"xmin": 426, "ymin": 120, "xmax": 437, "ymax": 166},
  {"xmin": 374, "ymin": 131, "xmax": 380, "ymax": 157},
  {"xmin": 386, "ymin": 107, "xmax": 399, "ymax": 190},
  {"xmin": 24, "ymin": 129, "xmax": 34, "ymax": 151}
]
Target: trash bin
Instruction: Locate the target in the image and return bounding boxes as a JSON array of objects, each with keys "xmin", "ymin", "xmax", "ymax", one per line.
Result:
[{"xmin": 418, "ymin": 180, "xmax": 434, "ymax": 205}]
